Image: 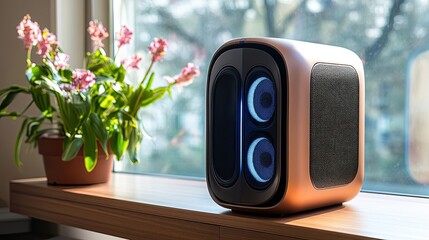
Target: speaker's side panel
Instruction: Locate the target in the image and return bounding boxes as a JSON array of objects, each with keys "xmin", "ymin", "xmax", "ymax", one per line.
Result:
[
  {"xmin": 261, "ymin": 38, "xmax": 364, "ymax": 213},
  {"xmin": 310, "ymin": 63, "xmax": 360, "ymax": 188}
]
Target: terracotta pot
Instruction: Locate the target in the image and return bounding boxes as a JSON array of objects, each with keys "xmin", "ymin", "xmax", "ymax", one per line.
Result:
[{"xmin": 38, "ymin": 136, "xmax": 113, "ymax": 185}]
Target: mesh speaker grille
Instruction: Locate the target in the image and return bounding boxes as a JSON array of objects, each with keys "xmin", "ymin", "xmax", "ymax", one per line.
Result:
[{"xmin": 310, "ymin": 63, "xmax": 359, "ymax": 188}]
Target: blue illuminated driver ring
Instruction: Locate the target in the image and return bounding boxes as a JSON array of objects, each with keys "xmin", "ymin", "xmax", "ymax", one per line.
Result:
[
  {"xmin": 247, "ymin": 137, "xmax": 275, "ymax": 183},
  {"xmin": 247, "ymin": 76, "xmax": 275, "ymax": 123}
]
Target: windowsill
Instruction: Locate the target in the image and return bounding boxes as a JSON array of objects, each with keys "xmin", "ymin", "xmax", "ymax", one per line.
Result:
[{"xmin": 9, "ymin": 173, "xmax": 429, "ymax": 240}]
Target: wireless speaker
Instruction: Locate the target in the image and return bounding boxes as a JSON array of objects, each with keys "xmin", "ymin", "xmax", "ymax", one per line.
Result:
[{"xmin": 206, "ymin": 38, "xmax": 364, "ymax": 214}]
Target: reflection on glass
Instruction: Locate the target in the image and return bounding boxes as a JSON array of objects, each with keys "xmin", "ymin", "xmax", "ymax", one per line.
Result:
[
  {"xmin": 407, "ymin": 50, "xmax": 429, "ymax": 185},
  {"xmin": 113, "ymin": 0, "xmax": 429, "ymax": 196}
]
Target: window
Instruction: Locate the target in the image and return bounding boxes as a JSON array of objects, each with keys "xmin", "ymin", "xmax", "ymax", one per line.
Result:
[{"xmin": 113, "ymin": 0, "xmax": 429, "ymax": 196}]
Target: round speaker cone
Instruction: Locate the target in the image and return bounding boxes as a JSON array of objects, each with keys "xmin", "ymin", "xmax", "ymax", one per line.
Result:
[
  {"xmin": 247, "ymin": 77, "xmax": 275, "ymax": 123},
  {"xmin": 247, "ymin": 137, "xmax": 275, "ymax": 183}
]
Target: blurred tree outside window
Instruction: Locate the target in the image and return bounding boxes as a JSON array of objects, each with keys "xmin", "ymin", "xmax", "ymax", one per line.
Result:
[{"xmin": 113, "ymin": 0, "xmax": 429, "ymax": 196}]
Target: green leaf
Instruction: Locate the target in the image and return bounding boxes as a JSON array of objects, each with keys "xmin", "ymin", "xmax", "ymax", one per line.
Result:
[
  {"xmin": 72, "ymin": 96, "xmax": 91, "ymax": 121},
  {"xmin": 14, "ymin": 118, "xmax": 31, "ymax": 167},
  {"xmin": 121, "ymin": 112, "xmax": 138, "ymax": 134},
  {"xmin": 89, "ymin": 113, "xmax": 108, "ymax": 155},
  {"xmin": 34, "ymin": 77, "xmax": 63, "ymax": 94},
  {"xmin": 62, "ymin": 137, "xmax": 83, "ymax": 161},
  {"xmin": 115, "ymin": 65, "xmax": 126, "ymax": 83},
  {"xmin": 128, "ymin": 85, "xmax": 144, "ymax": 113},
  {"xmin": 0, "ymin": 86, "xmax": 29, "ymax": 112},
  {"xmin": 128, "ymin": 151, "xmax": 139, "ymax": 164},
  {"xmin": 111, "ymin": 128, "xmax": 128, "ymax": 160},
  {"xmin": 25, "ymin": 116, "xmax": 44, "ymax": 143},
  {"xmin": 44, "ymin": 60, "xmax": 62, "ymax": 81},
  {"xmin": 31, "ymin": 88, "xmax": 54, "ymax": 118},
  {"xmin": 56, "ymin": 93, "xmax": 90, "ymax": 138},
  {"xmin": 0, "ymin": 85, "xmax": 29, "ymax": 97},
  {"xmin": 59, "ymin": 69, "xmax": 73, "ymax": 81},
  {"xmin": 145, "ymin": 72, "xmax": 155, "ymax": 90},
  {"xmin": 86, "ymin": 49, "xmax": 118, "ymax": 79},
  {"xmin": 25, "ymin": 65, "xmax": 49, "ymax": 83},
  {"xmin": 82, "ymin": 121, "xmax": 97, "ymax": 172},
  {"xmin": 126, "ymin": 127, "xmax": 141, "ymax": 164},
  {"xmin": 0, "ymin": 112, "xmax": 19, "ymax": 118},
  {"xmin": 99, "ymin": 95, "xmax": 115, "ymax": 109},
  {"xmin": 55, "ymin": 93, "xmax": 71, "ymax": 134},
  {"xmin": 140, "ymin": 87, "xmax": 168, "ymax": 107},
  {"xmin": 0, "ymin": 91, "xmax": 19, "ymax": 112}
]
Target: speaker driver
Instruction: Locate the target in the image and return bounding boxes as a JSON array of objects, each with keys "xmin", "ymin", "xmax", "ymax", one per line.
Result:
[
  {"xmin": 247, "ymin": 76, "xmax": 275, "ymax": 123},
  {"xmin": 247, "ymin": 137, "xmax": 275, "ymax": 184}
]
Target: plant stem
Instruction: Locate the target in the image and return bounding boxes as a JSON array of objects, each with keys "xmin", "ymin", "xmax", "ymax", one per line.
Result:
[
  {"xmin": 124, "ymin": 59, "xmax": 156, "ymax": 139},
  {"xmin": 26, "ymin": 46, "xmax": 32, "ymax": 67},
  {"xmin": 20, "ymin": 100, "xmax": 34, "ymax": 117},
  {"xmin": 114, "ymin": 47, "xmax": 121, "ymax": 63},
  {"xmin": 140, "ymin": 60, "xmax": 154, "ymax": 87},
  {"xmin": 127, "ymin": 60, "xmax": 155, "ymax": 118}
]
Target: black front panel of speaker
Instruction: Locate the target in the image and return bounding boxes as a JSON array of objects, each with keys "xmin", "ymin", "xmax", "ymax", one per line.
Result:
[
  {"xmin": 310, "ymin": 63, "xmax": 359, "ymax": 188},
  {"xmin": 207, "ymin": 44, "xmax": 288, "ymax": 207}
]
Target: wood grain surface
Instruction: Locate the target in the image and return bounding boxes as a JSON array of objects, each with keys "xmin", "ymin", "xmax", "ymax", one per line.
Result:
[{"xmin": 9, "ymin": 173, "xmax": 429, "ymax": 240}]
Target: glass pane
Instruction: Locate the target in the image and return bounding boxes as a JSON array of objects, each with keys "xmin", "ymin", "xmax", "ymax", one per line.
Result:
[{"xmin": 113, "ymin": 0, "xmax": 429, "ymax": 196}]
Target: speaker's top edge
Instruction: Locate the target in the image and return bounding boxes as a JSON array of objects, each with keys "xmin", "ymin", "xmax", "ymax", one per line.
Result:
[
  {"xmin": 213, "ymin": 38, "xmax": 364, "ymax": 72},
  {"xmin": 220, "ymin": 37, "xmax": 356, "ymax": 55}
]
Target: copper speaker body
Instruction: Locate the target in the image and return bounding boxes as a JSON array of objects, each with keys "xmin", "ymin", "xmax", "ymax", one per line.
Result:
[{"xmin": 206, "ymin": 38, "xmax": 364, "ymax": 214}]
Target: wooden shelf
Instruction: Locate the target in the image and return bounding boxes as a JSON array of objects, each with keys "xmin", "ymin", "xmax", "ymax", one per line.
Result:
[{"xmin": 9, "ymin": 173, "xmax": 429, "ymax": 240}]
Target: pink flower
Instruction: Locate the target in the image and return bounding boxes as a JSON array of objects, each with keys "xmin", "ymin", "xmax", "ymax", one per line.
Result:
[
  {"xmin": 166, "ymin": 63, "xmax": 199, "ymax": 92},
  {"xmin": 121, "ymin": 54, "xmax": 143, "ymax": 69},
  {"xmin": 37, "ymin": 28, "xmax": 58, "ymax": 58},
  {"xmin": 116, "ymin": 25, "xmax": 133, "ymax": 49},
  {"xmin": 16, "ymin": 14, "xmax": 41, "ymax": 50},
  {"xmin": 170, "ymin": 63, "xmax": 199, "ymax": 87},
  {"xmin": 72, "ymin": 69, "xmax": 96, "ymax": 91},
  {"xmin": 148, "ymin": 38, "xmax": 168, "ymax": 62},
  {"xmin": 87, "ymin": 20, "xmax": 109, "ymax": 49},
  {"xmin": 53, "ymin": 52, "xmax": 70, "ymax": 70}
]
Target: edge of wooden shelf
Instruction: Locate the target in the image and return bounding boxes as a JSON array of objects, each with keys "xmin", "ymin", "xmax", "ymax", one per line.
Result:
[{"xmin": 9, "ymin": 173, "xmax": 429, "ymax": 240}]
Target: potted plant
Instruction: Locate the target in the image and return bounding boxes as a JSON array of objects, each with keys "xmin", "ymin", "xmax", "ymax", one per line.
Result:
[{"xmin": 0, "ymin": 15, "xmax": 199, "ymax": 185}]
